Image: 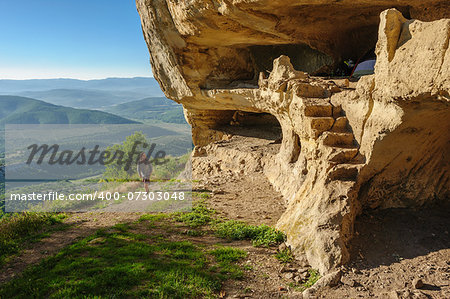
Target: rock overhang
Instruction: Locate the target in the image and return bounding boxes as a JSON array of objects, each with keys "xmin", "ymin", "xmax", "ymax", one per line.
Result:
[{"xmin": 137, "ymin": 0, "xmax": 449, "ymax": 103}]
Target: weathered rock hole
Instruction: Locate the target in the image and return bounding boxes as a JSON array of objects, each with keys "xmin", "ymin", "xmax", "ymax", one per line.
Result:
[{"xmin": 290, "ymin": 133, "xmax": 302, "ymax": 163}]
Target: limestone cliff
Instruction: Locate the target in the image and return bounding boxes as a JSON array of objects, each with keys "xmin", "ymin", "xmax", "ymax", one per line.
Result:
[{"xmin": 137, "ymin": 0, "xmax": 449, "ymax": 274}]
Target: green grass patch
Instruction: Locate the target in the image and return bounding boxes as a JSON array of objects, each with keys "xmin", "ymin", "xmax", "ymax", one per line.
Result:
[
  {"xmin": 0, "ymin": 224, "xmax": 246, "ymax": 298},
  {"xmin": 174, "ymin": 202, "xmax": 285, "ymax": 247},
  {"xmin": 112, "ymin": 223, "xmax": 132, "ymax": 232},
  {"xmin": 138, "ymin": 213, "xmax": 168, "ymax": 228},
  {"xmin": 209, "ymin": 246, "xmax": 247, "ymax": 280},
  {"xmin": 0, "ymin": 212, "xmax": 67, "ymax": 265},
  {"xmin": 214, "ymin": 220, "xmax": 286, "ymax": 247},
  {"xmin": 173, "ymin": 204, "xmax": 215, "ymax": 228}
]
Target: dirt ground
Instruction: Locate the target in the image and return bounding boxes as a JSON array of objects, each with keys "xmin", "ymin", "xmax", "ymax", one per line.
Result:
[
  {"xmin": 317, "ymin": 208, "xmax": 450, "ymax": 299},
  {"xmin": 195, "ymin": 171, "xmax": 286, "ymax": 227}
]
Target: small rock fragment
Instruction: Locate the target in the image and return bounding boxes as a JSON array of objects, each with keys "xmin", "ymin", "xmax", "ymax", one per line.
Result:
[
  {"xmin": 302, "ymin": 287, "xmax": 316, "ymax": 299},
  {"xmin": 280, "ymin": 264, "xmax": 296, "ymax": 273},
  {"xmin": 297, "ymin": 271, "xmax": 309, "ymax": 280},
  {"xmin": 284, "ymin": 272, "xmax": 294, "ymax": 280},
  {"xmin": 296, "ymin": 255, "xmax": 310, "ymax": 268},
  {"xmin": 412, "ymin": 278, "xmax": 424, "ymax": 289},
  {"xmin": 387, "ymin": 290, "xmax": 400, "ymax": 299},
  {"xmin": 294, "ymin": 275, "xmax": 303, "ymax": 283},
  {"xmin": 340, "ymin": 275, "xmax": 356, "ymax": 287}
]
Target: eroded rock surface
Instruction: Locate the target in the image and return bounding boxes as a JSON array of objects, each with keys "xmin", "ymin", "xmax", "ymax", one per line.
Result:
[{"xmin": 137, "ymin": 1, "xmax": 449, "ymax": 274}]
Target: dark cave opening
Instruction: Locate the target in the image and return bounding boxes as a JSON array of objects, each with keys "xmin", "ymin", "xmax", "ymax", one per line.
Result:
[
  {"xmin": 220, "ymin": 111, "xmax": 282, "ymax": 141},
  {"xmin": 202, "ymin": 37, "xmax": 380, "ymax": 89},
  {"xmin": 249, "ymin": 44, "xmax": 334, "ymax": 76}
]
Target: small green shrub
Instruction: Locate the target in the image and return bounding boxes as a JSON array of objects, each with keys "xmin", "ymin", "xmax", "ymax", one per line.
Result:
[
  {"xmin": 275, "ymin": 248, "xmax": 293, "ymax": 264},
  {"xmin": 213, "ymin": 220, "xmax": 249, "ymax": 240},
  {"xmin": 112, "ymin": 223, "xmax": 130, "ymax": 232},
  {"xmin": 47, "ymin": 213, "xmax": 68, "ymax": 225},
  {"xmin": 251, "ymin": 225, "xmax": 286, "ymax": 247},
  {"xmin": 210, "ymin": 246, "xmax": 247, "ymax": 262},
  {"xmin": 214, "ymin": 220, "xmax": 286, "ymax": 247},
  {"xmin": 302, "ymin": 269, "xmax": 320, "ymax": 289}
]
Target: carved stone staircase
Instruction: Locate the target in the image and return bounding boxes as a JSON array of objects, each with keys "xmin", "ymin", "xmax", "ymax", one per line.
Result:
[{"xmin": 304, "ymin": 98, "xmax": 364, "ymax": 182}]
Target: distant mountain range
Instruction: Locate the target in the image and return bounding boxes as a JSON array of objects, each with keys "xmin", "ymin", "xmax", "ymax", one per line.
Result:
[
  {"xmin": 0, "ymin": 77, "xmax": 165, "ymax": 109},
  {"xmin": 0, "ymin": 95, "xmax": 138, "ymax": 125},
  {"xmin": 17, "ymin": 89, "xmax": 151, "ymax": 109},
  {"xmin": 0, "ymin": 77, "xmax": 163, "ymax": 93},
  {"xmin": 0, "ymin": 77, "xmax": 188, "ymax": 124},
  {"xmin": 103, "ymin": 97, "xmax": 187, "ymax": 124}
]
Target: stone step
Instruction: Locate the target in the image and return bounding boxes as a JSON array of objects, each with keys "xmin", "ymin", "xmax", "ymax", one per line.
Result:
[
  {"xmin": 310, "ymin": 117, "xmax": 335, "ymax": 138},
  {"xmin": 329, "ymin": 147, "xmax": 359, "ymax": 163},
  {"xmin": 327, "ymin": 164, "xmax": 361, "ymax": 181},
  {"xmin": 322, "ymin": 132, "xmax": 355, "ymax": 147},
  {"xmin": 332, "ymin": 105, "xmax": 343, "ymax": 118},
  {"xmin": 331, "ymin": 116, "xmax": 349, "ymax": 132},
  {"xmin": 303, "ymin": 99, "xmax": 333, "ymax": 117}
]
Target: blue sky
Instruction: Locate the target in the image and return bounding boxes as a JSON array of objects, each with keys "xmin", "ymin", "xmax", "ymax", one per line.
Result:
[{"xmin": 0, "ymin": 0, "xmax": 153, "ymax": 79}]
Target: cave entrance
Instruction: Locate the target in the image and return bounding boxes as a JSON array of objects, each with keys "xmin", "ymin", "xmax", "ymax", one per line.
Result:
[
  {"xmin": 249, "ymin": 44, "xmax": 334, "ymax": 76},
  {"xmin": 248, "ymin": 42, "xmax": 378, "ymax": 80},
  {"xmin": 228, "ymin": 111, "xmax": 281, "ymax": 139},
  {"xmin": 215, "ymin": 110, "xmax": 283, "ymax": 155},
  {"xmin": 198, "ymin": 110, "xmax": 287, "ymax": 226}
]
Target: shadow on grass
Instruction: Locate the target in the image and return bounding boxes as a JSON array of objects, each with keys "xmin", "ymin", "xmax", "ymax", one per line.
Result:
[{"xmin": 0, "ymin": 221, "xmax": 245, "ymax": 299}]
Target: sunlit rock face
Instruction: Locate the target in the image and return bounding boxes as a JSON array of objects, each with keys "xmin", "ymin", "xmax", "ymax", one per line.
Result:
[{"xmin": 137, "ymin": 0, "xmax": 450, "ymax": 273}]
